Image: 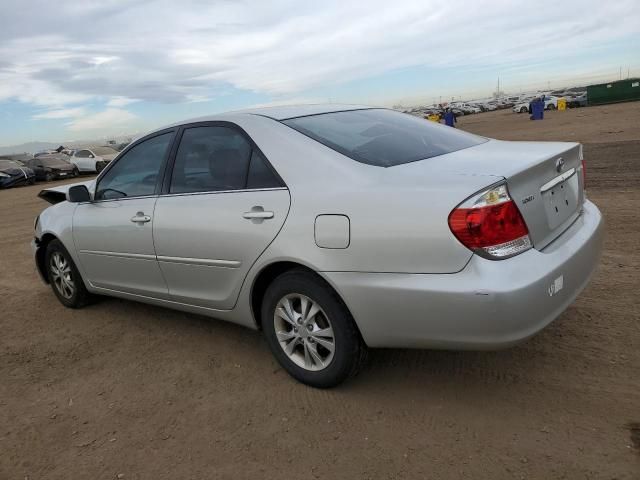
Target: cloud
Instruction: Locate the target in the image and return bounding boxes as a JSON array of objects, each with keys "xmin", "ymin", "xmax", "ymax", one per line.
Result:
[
  {"xmin": 0, "ymin": 0, "xmax": 638, "ymax": 112},
  {"xmin": 65, "ymin": 108, "xmax": 137, "ymax": 132},
  {"xmin": 106, "ymin": 96, "xmax": 139, "ymax": 107},
  {"xmin": 32, "ymin": 107, "xmax": 86, "ymax": 119}
]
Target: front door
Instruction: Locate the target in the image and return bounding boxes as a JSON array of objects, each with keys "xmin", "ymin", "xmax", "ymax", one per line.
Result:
[
  {"xmin": 153, "ymin": 125, "xmax": 290, "ymax": 310},
  {"xmin": 73, "ymin": 131, "xmax": 175, "ymax": 298}
]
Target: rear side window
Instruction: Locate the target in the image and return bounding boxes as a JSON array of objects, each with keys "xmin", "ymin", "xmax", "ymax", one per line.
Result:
[
  {"xmin": 170, "ymin": 126, "xmax": 252, "ymax": 194},
  {"xmin": 283, "ymin": 108, "xmax": 487, "ymax": 167},
  {"xmin": 170, "ymin": 126, "xmax": 283, "ymax": 194},
  {"xmin": 247, "ymin": 150, "xmax": 282, "ymax": 189}
]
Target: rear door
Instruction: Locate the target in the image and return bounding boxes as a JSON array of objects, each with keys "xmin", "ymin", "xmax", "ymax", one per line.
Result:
[{"xmin": 153, "ymin": 123, "xmax": 290, "ymax": 310}]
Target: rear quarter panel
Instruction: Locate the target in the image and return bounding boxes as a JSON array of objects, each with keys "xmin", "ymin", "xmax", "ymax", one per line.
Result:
[{"xmin": 233, "ymin": 115, "xmax": 500, "ymax": 274}]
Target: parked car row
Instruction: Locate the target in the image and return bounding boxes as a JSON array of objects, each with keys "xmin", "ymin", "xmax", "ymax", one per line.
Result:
[
  {"xmin": 0, "ymin": 145, "xmax": 121, "ymax": 189},
  {"xmin": 407, "ymin": 97, "xmax": 518, "ymax": 120},
  {"xmin": 512, "ymin": 92, "xmax": 588, "ymax": 114}
]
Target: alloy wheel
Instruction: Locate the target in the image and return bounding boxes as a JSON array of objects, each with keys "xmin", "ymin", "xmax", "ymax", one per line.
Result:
[
  {"xmin": 49, "ymin": 252, "xmax": 75, "ymax": 299},
  {"xmin": 273, "ymin": 293, "xmax": 335, "ymax": 371}
]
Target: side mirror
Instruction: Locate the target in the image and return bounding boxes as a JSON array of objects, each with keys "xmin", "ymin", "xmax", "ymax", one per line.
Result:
[
  {"xmin": 89, "ymin": 154, "xmax": 95, "ymax": 158},
  {"xmin": 67, "ymin": 185, "xmax": 91, "ymax": 203}
]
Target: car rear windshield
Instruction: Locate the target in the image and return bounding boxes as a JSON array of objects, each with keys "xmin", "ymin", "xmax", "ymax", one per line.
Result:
[{"xmin": 282, "ymin": 108, "xmax": 487, "ymax": 167}]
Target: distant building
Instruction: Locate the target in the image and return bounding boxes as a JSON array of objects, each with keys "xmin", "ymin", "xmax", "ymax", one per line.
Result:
[{"xmin": 587, "ymin": 78, "xmax": 640, "ymax": 106}]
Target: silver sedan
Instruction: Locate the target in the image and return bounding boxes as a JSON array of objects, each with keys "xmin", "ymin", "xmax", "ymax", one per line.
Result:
[{"xmin": 33, "ymin": 105, "xmax": 604, "ymax": 387}]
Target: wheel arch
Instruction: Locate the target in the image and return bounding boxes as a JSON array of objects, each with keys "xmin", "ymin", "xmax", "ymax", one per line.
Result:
[
  {"xmin": 36, "ymin": 232, "xmax": 59, "ymax": 283},
  {"xmin": 250, "ymin": 261, "xmax": 364, "ymax": 342}
]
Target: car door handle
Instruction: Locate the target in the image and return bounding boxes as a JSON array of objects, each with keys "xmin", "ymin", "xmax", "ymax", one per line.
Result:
[
  {"xmin": 243, "ymin": 211, "xmax": 274, "ymax": 219},
  {"xmin": 130, "ymin": 212, "xmax": 151, "ymax": 223}
]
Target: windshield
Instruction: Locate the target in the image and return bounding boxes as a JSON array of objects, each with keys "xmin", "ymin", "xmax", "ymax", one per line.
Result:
[
  {"xmin": 282, "ymin": 108, "xmax": 487, "ymax": 167},
  {"xmin": 92, "ymin": 146, "xmax": 118, "ymax": 156}
]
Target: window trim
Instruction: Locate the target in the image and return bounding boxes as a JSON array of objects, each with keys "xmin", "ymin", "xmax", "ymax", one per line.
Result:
[
  {"xmin": 93, "ymin": 128, "xmax": 177, "ymax": 202},
  {"xmin": 161, "ymin": 121, "xmax": 286, "ymax": 196}
]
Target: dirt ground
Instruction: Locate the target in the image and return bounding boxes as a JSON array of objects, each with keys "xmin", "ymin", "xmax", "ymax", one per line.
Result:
[{"xmin": 1, "ymin": 102, "xmax": 639, "ymax": 479}]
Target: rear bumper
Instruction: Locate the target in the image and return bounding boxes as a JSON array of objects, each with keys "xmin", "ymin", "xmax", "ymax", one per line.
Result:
[{"xmin": 324, "ymin": 200, "xmax": 604, "ymax": 349}]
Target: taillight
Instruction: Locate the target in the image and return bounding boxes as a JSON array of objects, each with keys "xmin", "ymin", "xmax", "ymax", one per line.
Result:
[{"xmin": 448, "ymin": 183, "xmax": 532, "ymax": 259}]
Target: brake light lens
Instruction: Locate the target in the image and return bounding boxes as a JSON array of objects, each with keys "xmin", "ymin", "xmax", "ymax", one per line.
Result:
[{"xmin": 448, "ymin": 183, "xmax": 532, "ymax": 259}]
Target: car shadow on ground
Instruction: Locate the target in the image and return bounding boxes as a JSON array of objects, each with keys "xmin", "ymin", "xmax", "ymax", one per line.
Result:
[{"xmin": 79, "ymin": 293, "xmax": 558, "ymax": 395}]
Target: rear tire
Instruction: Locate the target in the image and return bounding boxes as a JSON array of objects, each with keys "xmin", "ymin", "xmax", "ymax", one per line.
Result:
[
  {"xmin": 262, "ymin": 270, "xmax": 367, "ymax": 388},
  {"xmin": 547, "ymin": 104, "xmax": 555, "ymax": 110},
  {"xmin": 45, "ymin": 240, "xmax": 92, "ymax": 308},
  {"xmin": 72, "ymin": 168, "xmax": 79, "ymax": 177},
  {"xmin": 519, "ymin": 107, "xmax": 528, "ymax": 113}
]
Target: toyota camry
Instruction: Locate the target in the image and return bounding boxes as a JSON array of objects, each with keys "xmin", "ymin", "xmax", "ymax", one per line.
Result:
[{"xmin": 32, "ymin": 105, "xmax": 604, "ymax": 387}]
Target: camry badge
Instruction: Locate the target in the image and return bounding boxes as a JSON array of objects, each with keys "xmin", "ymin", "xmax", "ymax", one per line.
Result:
[{"xmin": 555, "ymin": 157, "xmax": 565, "ymax": 172}]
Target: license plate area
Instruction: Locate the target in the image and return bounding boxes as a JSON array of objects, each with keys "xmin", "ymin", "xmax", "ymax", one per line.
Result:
[{"xmin": 541, "ymin": 171, "xmax": 579, "ymax": 229}]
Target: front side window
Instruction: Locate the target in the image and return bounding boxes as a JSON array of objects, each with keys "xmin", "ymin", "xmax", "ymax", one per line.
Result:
[
  {"xmin": 283, "ymin": 108, "xmax": 487, "ymax": 167},
  {"xmin": 76, "ymin": 150, "xmax": 91, "ymax": 158},
  {"xmin": 95, "ymin": 132, "xmax": 172, "ymax": 200}
]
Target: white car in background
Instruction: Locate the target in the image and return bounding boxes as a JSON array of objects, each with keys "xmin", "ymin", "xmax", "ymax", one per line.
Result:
[
  {"xmin": 543, "ymin": 96, "xmax": 560, "ymax": 110},
  {"xmin": 513, "ymin": 95, "xmax": 561, "ymax": 114},
  {"xmin": 70, "ymin": 146, "xmax": 119, "ymax": 173}
]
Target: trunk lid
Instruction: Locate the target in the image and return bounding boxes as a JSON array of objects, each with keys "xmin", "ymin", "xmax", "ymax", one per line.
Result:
[{"xmin": 424, "ymin": 139, "xmax": 585, "ymax": 249}]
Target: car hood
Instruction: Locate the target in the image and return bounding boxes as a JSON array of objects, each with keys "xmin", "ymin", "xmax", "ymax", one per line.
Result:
[
  {"xmin": 1, "ymin": 167, "xmax": 27, "ymax": 176},
  {"xmin": 38, "ymin": 179, "xmax": 95, "ymax": 204},
  {"xmin": 100, "ymin": 154, "xmax": 117, "ymax": 161}
]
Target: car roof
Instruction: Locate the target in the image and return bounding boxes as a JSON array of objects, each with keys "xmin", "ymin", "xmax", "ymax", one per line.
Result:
[{"xmin": 157, "ymin": 104, "xmax": 373, "ymax": 129}]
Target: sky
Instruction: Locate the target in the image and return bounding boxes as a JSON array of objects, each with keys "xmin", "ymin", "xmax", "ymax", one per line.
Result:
[{"xmin": 1, "ymin": 0, "xmax": 639, "ymax": 147}]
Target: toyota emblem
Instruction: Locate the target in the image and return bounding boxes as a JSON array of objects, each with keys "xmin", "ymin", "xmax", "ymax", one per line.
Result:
[{"xmin": 555, "ymin": 157, "xmax": 565, "ymax": 172}]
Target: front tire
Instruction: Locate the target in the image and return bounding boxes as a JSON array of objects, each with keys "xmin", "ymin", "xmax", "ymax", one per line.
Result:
[
  {"xmin": 262, "ymin": 270, "xmax": 367, "ymax": 388},
  {"xmin": 72, "ymin": 168, "xmax": 79, "ymax": 177},
  {"xmin": 547, "ymin": 104, "xmax": 555, "ymax": 110},
  {"xmin": 520, "ymin": 107, "xmax": 528, "ymax": 113},
  {"xmin": 45, "ymin": 240, "xmax": 92, "ymax": 308},
  {"xmin": 45, "ymin": 172, "xmax": 54, "ymax": 182}
]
